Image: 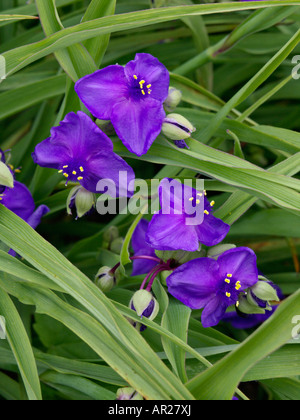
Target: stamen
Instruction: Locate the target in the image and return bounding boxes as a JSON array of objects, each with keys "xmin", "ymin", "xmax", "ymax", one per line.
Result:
[
  {"xmin": 235, "ymin": 281, "xmax": 241, "ymax": 291},
  {"xmin": 141, "ymin": 90, "xmax": 145, "ymax": 95},
  {"xmin": 197, "ymin": 193, "xmax": 203, "ymax": 197},
  {"xmin": 196, "ymin": 199, "xmax": 200, "ymax": 205},
  {"xmin": 226, "ymin": 292, "xmax": 231, "ymax": 298},
  {"xmin": 210, "ymin": 201, "xmax": 215, "ymax": 207},
  {"xmin": 72, "ymin": 171, "xmax": 77, "ymax": 175},
  {"xmin": 225, "ymin": 279, "xmax": 231, "ymax": 284},
  {"xmin": 63, "ymin": 165, "xmax": 68, "ymax": 169},
  {"xmin": 146, "ymin": 84, "xmax": 152, "ymax": 89},
  {"xmin": 204, "ymin": 210, "xmax": 209, "ymax": 215},
  {"xmin": 63, "ymin": 173, "xmax": 69, "ymax": 178},
  {"xmin": 227, "ymin": 274, "xmax": 233, "ymax": 278},
  {"xmin": 236, "ymin": 301, "xmax": 240, "ymax": 307},
  {"xmin": 77, "ymin": 177, "xmax": 83, "ymax": 181},
  {"xmin": 189, "ymin": 197, "xmax": 194, "ymax": 202},
  {"xmin": 133, "ymin": 75, "xmax": 138, "ymax": 80},
  {"xmin": 58, "ymin": 170, "xmax": 63, "ymax": 174},
  {"xmin": 79, "ymin": 167, "xmax": 84, "ymax": 172}
]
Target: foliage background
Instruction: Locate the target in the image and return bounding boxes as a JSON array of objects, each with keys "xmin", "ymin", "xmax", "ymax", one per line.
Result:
[{"xmin": 0, "ymin": 0, "xmax": 300, "ymax": 400}]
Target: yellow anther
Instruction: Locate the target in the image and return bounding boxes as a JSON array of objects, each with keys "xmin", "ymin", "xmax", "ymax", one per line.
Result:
[
  {"xmin": 196, "ymin": 199, "xmax": 200, "ymax": 205},
  {"xmin": 141, "ymin": 90, "xmax": 145, "ymax": 95},
  {"xmin": 14, "ymin": 169, "xmax": 21, "ymax": 174},
  {"xmin": 204, "ymin": 190, "xmax": 207, "ymax": 196},
  {"xmin": 133, "ymin": 75, "xmax": 138, "ymax": 80},
  {"xmin": 235, "ymin": 281, "xmax": 241, "ymax": 291},
  {"xmin": 236, "ymin": 301, "xmax": 240, "ymax": 308},
  {"xmin": 72, "ymin": 171, "xmax": 77, "ymax": 175},
  {"xmin": 148, "ymin": 89, "xmax": 152, "ymax": 94},
  {"xmin": 58, "ymin": 170, "xmax": 63, "ymax": 174},
  {"xmin": 225, "ymin": 279, "xmax": 231, "ymax": 284},
  {"xmin": 63, "ymin": 173, "xmax": 69, "ymax": 178},
  {"xmin": 146, "ymin": 84, "xmax": 152, "ymax": 89},
  {"xmin": 197, "ymin": 193, "xmax": 203, "ymax": 197},
  {"xmin": 63, "ymin": 165, "xmax": 68, "ymax": 169},
  {"xmin": 227, "ymin": 274, "xmax": 233, "ymax": 278},
  {"xmin": 226, "ymin": 292, "xmax": 231, "ymax": 298},
  {"xmin": 189, "ymin": 197, "xmax": 194, "ymax": 202},
  {"xmin": 204, "ymin": 210, "xmax": 209, "ymax": 215},
  {"xmin": 79, "ymin": 167, "xmax": 84, "ymax": 172},
  {"xmin": 210, "ymin": 201, "xmax": 215, "ymax": 207},
  {"xmin": 139, "ymin": 80, "xmax": 145, "ymax": 85},
  {"xmin": 77, "ymin": 177, "xmax": 83, "ymax": 181}
]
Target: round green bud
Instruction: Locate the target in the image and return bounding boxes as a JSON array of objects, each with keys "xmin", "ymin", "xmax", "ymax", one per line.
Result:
[
  {"xmin": 67, "ymin": 186, "xmax": 95, "ymax": 219},
  {"xmin": 251, "ymin": 281, "xmax": 279, "ymax": 302},
  {"xmin": 95, "ymin": 266, "xmax": 116, "ymax": 293},
  {"xmin": 164, "ymin": 87, "xmax": 182, "ymax": 112},
  {"xmin": 162, "ymin": 113, "xmax": 196, "ymax": 141}
]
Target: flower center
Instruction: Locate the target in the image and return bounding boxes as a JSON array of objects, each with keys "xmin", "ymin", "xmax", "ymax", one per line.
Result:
[
  {"xmin": 131, "ymin": 75, "xmax": 152, "ymax": 98},
  {"xmin": 221, "ymin": 273, "xmax": 242, "ymax": 306},
  {"xmin": 58, "ymin": 163, "xmax": 85, "ymax": 185}
]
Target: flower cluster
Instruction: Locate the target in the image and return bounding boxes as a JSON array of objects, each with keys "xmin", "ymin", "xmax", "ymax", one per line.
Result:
[{"xmin": 129, "ymin": 178, "xmax": 281, "ymax": 329}]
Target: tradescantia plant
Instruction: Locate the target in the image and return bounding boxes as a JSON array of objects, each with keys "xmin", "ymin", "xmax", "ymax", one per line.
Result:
[{"xmin": 0, "ymin": 0, "xmax": 300, "ymax": 402}]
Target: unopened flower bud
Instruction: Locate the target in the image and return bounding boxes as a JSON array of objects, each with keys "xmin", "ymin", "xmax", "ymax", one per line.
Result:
[
  {"xmin": 162, "ymin": 113, "xmax": 196, "ymax": 141},
  {"xmin": 110, "ymin": 237, "xmax": 124, "ymax": 254},
  {"xmin": 251, "ymin": 280, "xmax": 279, "ymax": 303},
  {"xmin": 237, "ymin": 293, "xmax": 266, "ymax": 315},
  {"xmin": 207, "ymin": 244, "xmax": 237, "ymax": 260},
  {"xmin": 129, "ymin": 290, "xmax": 159, "ymax": 331},
  {"xmin": 95, "ymin": 266, "xmax": 116, "ymax": 293},
  {"xmin": 67, "ymin": 186, "xmax": 95, "ymax": 219},
  {"xmin": 116, "ymin": 387, "xmax": 143, "ymax": 400},
  {"xmin": 103, "ymin": 226, "xmax": 119, "ymax": 249},
  {"xmin": 0, "ymin": 161, "xmax": 14, "ymax": 189},
  {"xmin": 164, "ymin": 87, "xmax": 182, "ymax": 112}
]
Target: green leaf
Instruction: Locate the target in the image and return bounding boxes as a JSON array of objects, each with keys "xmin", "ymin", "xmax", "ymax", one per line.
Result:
[{"xmin": 0, "ymin": 289, "xmax": 42, "ymax": 400}]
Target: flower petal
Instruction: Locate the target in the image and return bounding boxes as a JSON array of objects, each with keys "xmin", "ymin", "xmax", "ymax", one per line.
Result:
[
  {"xmin": 146, "ymin": 212, "xmax": 199, "ymax": 252},
  {"xmin": 125, "ymin": 53, "xmax": 170, "ymax": 103},
  {"xmin": 1, "ymin": 181, "xmax": 35, "ymax": 221},
  {"xmin": 84, "ymin": 150, "xmax": 135, "ymax": 196},
  {"xmin": 27, "ymin": 205, "xmax": 50, "ymax": 230},
  {"xmin": 195, "ymin": 212, "xmax": 230, "ymax": 247},
  {"xmin": 201, "ymin": 297, "xmax": 228, "ymax": 328},
  {"xmin": 166, "ymin": 258, "xmax": 220, "ymax": 309},
  {"xmin": 75, "ymin": 66, "xmax": 128, "ymax": 120},
  {"xmin": 217, "ymin": 247, "xmax": 258, "ymax": 289},
  {"xmin": 132, "ymin": 220, "xmax": 157, "ymax": 276},
  {"xmin": 111, "ymin": 97, "xmax": 165, "ymax": 156}
]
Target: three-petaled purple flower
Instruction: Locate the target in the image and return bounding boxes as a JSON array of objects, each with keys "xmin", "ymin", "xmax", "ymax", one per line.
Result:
[
  {"xmin": 131, "ymin": 219, "xmax": 158, "ymax": 276},
  {"xmin": 75, "ymin": 53, "xmax": 170, "ymax": 156},
  {"xmin": 32, "ymin": 111, "xmax": 135, "ymax": 197},
  {"xmin": 146, "ymin": 178, "xmax": 230, "ymax": 252},
  {"xmin": 166, "ymin": 247, "xmax": 258, "ymax": 328}
]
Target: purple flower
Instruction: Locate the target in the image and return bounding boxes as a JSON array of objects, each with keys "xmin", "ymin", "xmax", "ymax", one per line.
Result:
[
  {"xmin": 32, "ymin": 111, "xmax": 135, "ymax": 196},
  {"xmin": 0, "ymin": 181, "xmax": 49, "ymax": 255},
  {"xmin": 131, "ymin": 219, "xmax": 157, "ymax": 276},
  {"xmin": 166, "ymin": 247, "xmax": 258, "ymax": 328},
  {"xmin": 222, "ymin": 308, "xmax": 277, "ymax": 330},
  {"xmin": 145, "ymin": 178, "xmax": 230, "ymax": 252},
  {"xmin": 75, "ymin": 53, "xmax": 170, "ymax": 156}
]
